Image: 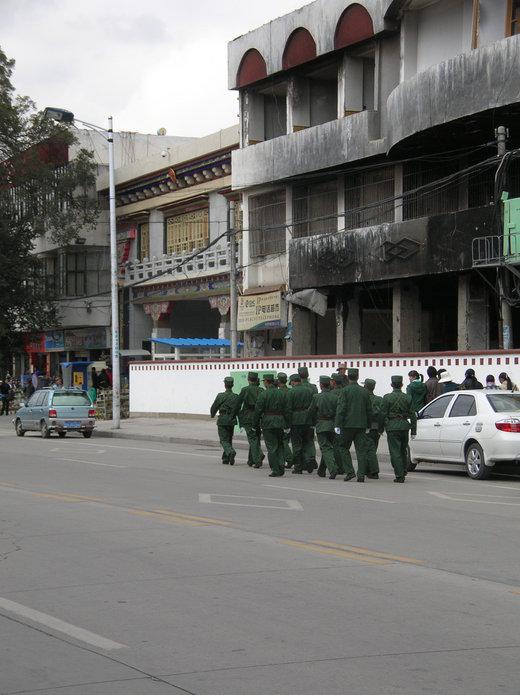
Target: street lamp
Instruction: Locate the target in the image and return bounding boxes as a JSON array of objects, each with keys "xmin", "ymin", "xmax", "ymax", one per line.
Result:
[{"xmin": 44, "ymin": 108, "xmax": 121, "ymax": 429}]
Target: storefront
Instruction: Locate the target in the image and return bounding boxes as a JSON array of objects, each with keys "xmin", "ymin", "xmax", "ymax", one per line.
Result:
[{"xmin": 23, "ymin": 327, "xmax": 111, "ymax": 376}]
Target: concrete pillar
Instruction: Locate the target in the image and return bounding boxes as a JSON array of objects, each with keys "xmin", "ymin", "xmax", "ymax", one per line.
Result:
[
  {"xmin": 287, "ymin": 76, "xmax": 310, "ymax": 132},
  {"xmin": 149, "ymin": 208, "xmax": 165, "ymax": 258},
  {"xmin": 287, "ymin": 304, "xmax": 313, "ymax": 356},
  {"xmin": 392, "ymin": 281, "xmax": 422, "ymax": 353},
  {"xmin": 151, "ymin": 323, "xmax": 171, "ymax": 357},
  {"xmin": 458, "ymin": 274, "xmax": 489, "ymax": 350},
  {"xmin": 400, "ymin": 12, "xmax": 418, "ymax": 82},
  {"xmin": 243, "ymin": 91, "xmax": 264, "ymax": 145},
  {"xmin": 218, "ymin": 316, "xmax": 230, "ymax": 340},
  {"xmin": 335, "ymin": 295, "xmax": 345, "ymax": 355},
  {"xmin": 344, "ymin": 288, "xmax": 362, "ymax": 354}
]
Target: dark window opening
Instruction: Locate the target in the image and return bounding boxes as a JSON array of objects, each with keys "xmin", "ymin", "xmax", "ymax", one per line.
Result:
[
  {"xmin": 249, "ymin": 190, "xmax": 286, "ymax": 257},
  {"xmin": 293, "ymin": 179, "xmax": 337, "ymax": 238}
]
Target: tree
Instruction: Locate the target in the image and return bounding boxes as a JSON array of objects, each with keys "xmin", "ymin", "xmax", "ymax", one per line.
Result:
[{"xmin": 0, "ymin": 46, "xmax": 98, "ymax": 373}]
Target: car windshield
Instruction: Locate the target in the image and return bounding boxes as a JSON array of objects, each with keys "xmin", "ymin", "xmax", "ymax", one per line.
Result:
[
  {"xmin": 487, "ymin": 394, "xmax": 520, "ymax": 413},
  {"xmin": 52, "ymin": 392, "xmax": 91, "ymax": 406}
]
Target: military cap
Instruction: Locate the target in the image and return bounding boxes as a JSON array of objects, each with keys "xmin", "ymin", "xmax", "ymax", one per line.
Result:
[
  {"xmin": 224, "ymin": 376, "xmax": 234, "ymax": 386},
  {"xmin": 391, "ymin": 375, "xmax": 403, "ymax": 387},
  {"xmin": 319, "ymin": 375, "xmax": 331, "ymax": 385},
  {"xmin": 347, "ymin": 367, "xmax": 359, "ymax": 379},
  {"xmin": 263, "ymin": 373, "xmax": 275, "ymax": 382},
  {"xmin": 364, "ymin": 378, "xmax": 376, "ymax": 390},
  {"xmin": 332, "ymin": 373, "xmax": 345, "ymax": 384},
  {"xmin": 290, "ymin": 373, "xmax": 301, "ymax": 382},
  {"xmin": 248, "ymin": 371, "xmax": 259, "ymax": 380},
  {"xmin": 277, "ymin": 372, "xmax": 288, "ymax": 383},
  {"xmin": 298, "ymin": 366, "xmax": 309, "ymax": 378}
]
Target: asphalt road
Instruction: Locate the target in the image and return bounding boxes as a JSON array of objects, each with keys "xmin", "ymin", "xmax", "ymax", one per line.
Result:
[{"xmin": 1, "ymin": 424, "xmax": 520, "ymax": 694}]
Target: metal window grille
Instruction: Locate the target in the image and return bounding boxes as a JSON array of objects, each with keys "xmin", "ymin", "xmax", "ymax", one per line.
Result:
[
  {"xmin": 403, "ymin": 161, "xmax": 459, "ymax": 220},
  {"xmin": 248, "ymin": 190, "xmax": 286, "ymax": 257},
  {"xmin": 345, "ymin": 167, "xmax": 394, "ymax": 230},
  {"xmin": 166, "ymin": 210, "xmax": 209, "ymax": 255},
  {"xmin": 293, "ymin": 179, "xmax": 337, "ymax": 238}
]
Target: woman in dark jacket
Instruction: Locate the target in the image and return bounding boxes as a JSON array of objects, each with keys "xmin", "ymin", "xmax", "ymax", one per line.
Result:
[{"xmin": 459, "ymin": 368, "xmax": 483, "ymax": 390}]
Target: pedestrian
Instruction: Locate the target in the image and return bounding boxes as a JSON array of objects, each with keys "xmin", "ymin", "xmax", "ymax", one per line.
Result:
[
  {"xmin": 287, "ymin": 374, "xmax": 315, "ymax": 474},
  {"xmin": 237, "ymin": 371, "xmax": 264, "ymax": 468},
  {"xmin": 298, "ymin": 366, "xmax": 318, "ymax": 469},
  {"xmin": 336, "ymin": 362, "xmax": 347, "ymax": 377},
  {"xmin": 363, "ymin": 378, "xmax": 382, "ymax": 479},
  {"xmin": 52, "ymin": 376, "xmax": 63, "ymax": 389},
  {"xmin": 380, "ymin": 375, "xmax": 417, "ymax": 483},
  {"xmin": 406, "ymin": 370, "xmax": 427, "ymax": 412},
  {"xmin": 0, "ymin": 378, "xmax": 10, "ymax": 416},
  {"xmin": 307, "ymin": 376, "xmax": 339, "ymax": 479},
  {"xmin": 334, "ymin": 368, "xmax": 372, "ymax": 482},
  {"xmin": 253, "ymin": 373, "xmax": 289, "ymax": 477},
  {"xmin": 424, "ymin": 366, "xmax": 442, "ymax": 403},
  {"xmin": 438, "ymin": 370, "xmax": 459, "ymax": 393},
  {"xmin": 459, "ymin": 368, "xmax": 483, "ymax": 390},
  {"xmin": 97, "ymin": 369, "xmax": 110, "ymax": 389},
  {"xmin": 498, "ymin": 372, "xmax": 518, "ymax": 391},
  {"xmin": 485, "ymin": 375, "xmax": 500, "ymax": 390},
  {"xmin": 210, "ymin": 376, "xmax": 241, "ymax": 466},
  {"xmin": 276, "ymin": 372, "xmax": 293, "ymax": 469}
]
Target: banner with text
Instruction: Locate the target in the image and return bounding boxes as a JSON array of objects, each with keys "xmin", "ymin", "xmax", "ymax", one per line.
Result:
[{"xmin": 237, "ymin": 291, "xmax": 285, "ymax": 332}]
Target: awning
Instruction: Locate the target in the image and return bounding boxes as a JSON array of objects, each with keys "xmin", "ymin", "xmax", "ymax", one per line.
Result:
[
  {"xmin": 285, "ymin": 289, "xmax": 328, "ymax": 317},
  {"xmin": 119, "ymin": 349, "xmax": 151, "ymax": 357},
  {"xmin": 151, "ymin": 337, "xmax": 243, "ymax": 348}
]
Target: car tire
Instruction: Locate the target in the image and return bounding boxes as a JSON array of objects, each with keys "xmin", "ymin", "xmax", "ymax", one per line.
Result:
[
  {"xmin": 82, "ymin": 430, "xmax": 93, "ymax": 439},
  {"xmin": 465, "ymin": 442, "xmax": 490, "ymax": 480},
  {"xmin": 15, "ymin": 419, "xmax": 25, "ymax": 437},
  {"xmin": 40, "ymin": 420, "xmax": 51, "ymax": 439},
  {"xmin": 58, "ymin": 431, "xmax": 66, "ymax": 438}
]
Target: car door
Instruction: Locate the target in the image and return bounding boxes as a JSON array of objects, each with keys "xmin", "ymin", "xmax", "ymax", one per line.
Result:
[
  {"xmin": 19, "ymin": 393, "xmax": 39, "ymax": 430},
  {"xmin": 441, "ymin": 394, "xmax": 477, "ymax": 461},
  {"xmin": 413, "ymin": 394, "xmax": 455, "ymax": 460},
  {"xmin": 31, "ymin": 391, "xmax": 48, "ymax": 429}
]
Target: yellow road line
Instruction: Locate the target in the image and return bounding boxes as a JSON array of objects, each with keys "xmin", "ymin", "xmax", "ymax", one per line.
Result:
[
  {"xmin": 280, "ymin": 539, "xmax": 390, "ymax": 565},
  {"xmin": 32, "ymin": 493, "xmax": 105, "ymax": 503},
  {"xmin": 128, "ymin": 509, "xmax": 202, "ymax": 527},
  {"xmin": 153, "ymin": 509, "xmax": 231, "ymax": 526},
  {"xmin": 309, "ymin": 540, "xmax": 423, "ymax": 565}
]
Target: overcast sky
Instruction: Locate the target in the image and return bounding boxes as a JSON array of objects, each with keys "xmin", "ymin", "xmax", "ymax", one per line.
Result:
[{"xmin": 2, "ymin": 0, "xmax": 304, "ymax": 138}]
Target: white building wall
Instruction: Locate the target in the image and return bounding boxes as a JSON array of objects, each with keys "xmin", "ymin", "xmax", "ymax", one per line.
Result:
[{"xmin": 57, "ymin": 297, "xmax": 111, "ymax": 328}]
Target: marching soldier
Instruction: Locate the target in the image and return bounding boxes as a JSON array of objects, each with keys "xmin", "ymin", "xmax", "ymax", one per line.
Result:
[
  {"xmin": 298, "ymin": 365, "xmax": 318, "ymax": 468},
  {"xmin": 237, "ymin": 371, "xmax": 264, "ymax": 468},
  {"xmin": 308, "ymin": 376, "xmax": 339, "ymax": 479},
  {"xmin": 380, "ymin": 375, "xmax": 417, "ymax": 483},
  {"xmin": 253, "ymin": 373, "xmax": 290, "ymax": 477},
  {"xmin": 334, "ymin": 368, "xmax": 372, "ymax": 482},
  {"xmin": 277, "ymin": 372, "xmax": 293, "ymax": 469},
  {"xmin": 363, "ymin": 378, "xmax": 382, "ymax": 479},
  {"xmin": 210, "ymin": 376, "xmax": 241, "ymax": 465},
  {"xmin": 330, "ymin": 373, "xmax": 347, "ymax": 475},
  {"xmin": 287, "ymin": 373, "xmax": 315, "ymax": 474}
]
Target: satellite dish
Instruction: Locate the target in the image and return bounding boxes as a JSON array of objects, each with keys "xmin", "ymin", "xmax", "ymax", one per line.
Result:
[{"xmin": 157, "ymin": 127, "xmax": 167, "ymax": 136}]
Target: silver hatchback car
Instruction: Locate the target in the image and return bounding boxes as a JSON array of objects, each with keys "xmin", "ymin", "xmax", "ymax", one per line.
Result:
[{"xmin": 14, "ymin": 388, "xmax": 96, "ymax": 438}]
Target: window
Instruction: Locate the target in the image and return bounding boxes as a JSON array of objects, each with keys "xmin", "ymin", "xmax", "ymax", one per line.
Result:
[
  {"xmin": 309, "ymin": 78, "xmax": 337, "ymax": 127},
  {"xmin": 27, "ymin": 393, "xmax": 42, "ymax": 407},
  {"xmin": 166, "ymin": 210, "xmax": 208, "ymax": 255},
  {"xmin": 419, "ymin": 395, "xmax": 453, "ymax": 419},
  {"xmin": 52, "ymin": 392, "xmax": 91, "ymax": 406},
  {"xmin": 248, "ymin": 190, "xmax": 286, "ymax": 257},
  {"xmin": 449, "ymin": 395, "xmax": 477, "ymax": 417},
  {"xmin": 40, "ymin": 255, "xmax": 59, "ymax": 298},
  {"xmin": 64, "ymin": 250, "xmax": 109, "ymax": 297},
  {"xmin": 264, "ymin": 93, "xmax": 287, "ymax": 140},
  {"xmin": 487, "ymin": 393, "xmax": 520, "ymax": 412},
  {"xmin": 403, "ymin": 161, "xmax": 459, "ymax": 221},
  {"xmin": 293, "ymin": 179, "xmax": 337, "ymax": 238},
  {"xmin": 138, "ymin": 223, "xmax": 150, "ymax": 260},
  {"xmin": 507, "ymin": 0, "xmax": 520, "ymax": 36},
  {"xmin": 345, "ymin": 166, "xmax": 394, "ymax": 230},
  {"xmin": 66, "ymin": 252, "xmax": 85, "ymax": 296}
]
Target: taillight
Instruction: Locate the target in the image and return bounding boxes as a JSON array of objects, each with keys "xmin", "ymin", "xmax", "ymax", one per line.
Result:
[
  {"xmin": 48, "ymin": 409, "xmax": 57, "ymax": 418},
  {"xmin": 88, "ymin": 409, "xmax": 96, "ymax": 417},
  {"xmin": 495, "ymin": 418, "xmax": 520, "ymax": 433}
]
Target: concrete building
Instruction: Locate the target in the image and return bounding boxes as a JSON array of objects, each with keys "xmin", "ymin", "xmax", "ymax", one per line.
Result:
[
  {"xmin": 228, "ymin": 0, "xmax": 520, "ymax": 356},
  {"xmin": 96, "ymin": 126, "xmax": 240, "ymax": 358}
]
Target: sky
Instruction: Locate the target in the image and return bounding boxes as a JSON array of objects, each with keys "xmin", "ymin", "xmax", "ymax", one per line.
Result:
[{"xmin": 2, "ymin": 0, "xmax": 305, "ymax": 138}]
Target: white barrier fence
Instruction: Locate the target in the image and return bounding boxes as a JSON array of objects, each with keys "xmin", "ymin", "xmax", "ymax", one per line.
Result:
[{"xmin": 129, "ymin": 351, "xmax": 520, "ymax": 416}]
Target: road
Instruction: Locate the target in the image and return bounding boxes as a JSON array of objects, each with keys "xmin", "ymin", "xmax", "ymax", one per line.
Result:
[{"xmin": 0, "ymin": 424, "xmax": 519, "ymax": 694}]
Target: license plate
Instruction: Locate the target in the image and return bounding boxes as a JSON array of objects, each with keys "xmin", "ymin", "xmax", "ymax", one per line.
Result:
[{"xmin": 64, "ymin": 421, "xmax": 81, "ymax": 428}]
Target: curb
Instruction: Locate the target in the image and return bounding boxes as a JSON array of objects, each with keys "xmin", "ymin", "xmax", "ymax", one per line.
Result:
[{"xmin": 93, "ymin": 429, "xmax": 250, "ymax": 450}]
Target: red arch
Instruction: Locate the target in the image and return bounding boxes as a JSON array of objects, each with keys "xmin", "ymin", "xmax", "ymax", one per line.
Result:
[
  {"xmin": 334, "ymin": 3, "xmax": 374, "ymax": 50},
  {"xmin": 236, "ymin": 49, "xmax": 267, "ymax": 88},
  {"xmin": 282, "ymin": 27, "xmax": 317, "ymax": 70}
]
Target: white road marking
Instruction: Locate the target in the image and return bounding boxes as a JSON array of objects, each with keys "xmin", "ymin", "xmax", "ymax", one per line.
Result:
[
  {"xmin": 428, "ymin": 491, "xmax": 520, "ymax": 507},
  {"xmin": 264, "ymin": 484, "xmax": 396, "ymax": 504},
  {"xmin": 0, "ymin": 597, "xmax": 126, "ymax": 650},
  {"xmin": 58, "ymin": 458, "xmax": 126, "ymax": 469},
  {"xmin": 199, "ymin": 493, "xmax": 303, "ymax": 510}
]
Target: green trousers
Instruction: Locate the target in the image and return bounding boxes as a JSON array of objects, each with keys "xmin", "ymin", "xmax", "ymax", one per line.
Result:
[
  {"xmin": 291, "ymin": 425, "xmax": 315, "ymax": 472},
  {"xmin": 339, "ymin": 427, "xmax": 369, "ymax": 478},
  {"xmin": 386, "ymin": 430, "xmax": 409, "ymax": 479},
  {"xmin": 283, "ymin": 431, "xmax": 293, "ymax": 465},
  {"xmin": 243, "ymin": 424, "xmax": 263, "ymax": 467},
  {"xmin": 317, "ymin": 431, "xmax": 337, "ymax": 475},
  {"xmin": 262, "ymin": 428, "xmax": 285, "ymax": 475},
  {"xmin": 217, "ymin": 425, "xmax": 235, "ymax": 463},
  {"xmin": 366, "ymin": 430, "xmax": 380, "ymax": 475}
]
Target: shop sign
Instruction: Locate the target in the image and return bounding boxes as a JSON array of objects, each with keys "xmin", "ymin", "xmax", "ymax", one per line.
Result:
[
  {"xmin": 45, "ymin": 330, "xmax": 65, "ymax": 351},
  {"xmin": 24, "ymin": 333, "xmax": 45, "ymax": 353},
  {"xmin": 237, "ymin": 291, "xmax": 285, "ymax": 331},
  {"xmin": 64, "ymin": 327, "xmax": 109, "ymax": 350}
]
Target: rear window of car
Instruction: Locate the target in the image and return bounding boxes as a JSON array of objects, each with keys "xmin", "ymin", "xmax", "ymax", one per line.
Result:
[
  {"xmin": 487, "ymin": 394, "xmax": 520, "ymax": 413},
  {"xmin": 52, "ymin": 392, "xmax": 91, "ymax": 406}
]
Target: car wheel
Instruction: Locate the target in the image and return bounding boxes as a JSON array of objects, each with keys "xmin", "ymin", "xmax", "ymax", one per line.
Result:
[
  {"xmin": 82, "ymin": 430, "xmax": 93, "ymax": 439},
  {"xmin": 58, "ymin": 431, "xmax": 66, "ymax": 438},
  {"xmin": 15, "ymin": 419, "xmax": 25, "ymax": 437},
  {"xmin": 40, "ymin": 420, "xmax": 51, "ymax": 439},
  {"xmin": 465, "ymin": 442, "xmax": 490, "ymax": 480}
]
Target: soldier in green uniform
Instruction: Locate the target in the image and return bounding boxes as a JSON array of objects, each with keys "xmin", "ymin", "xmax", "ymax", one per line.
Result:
[
  {"xmin": 237, "ymin": 371, "xmax": 264, "ymax": 468},
  {"xmin": 298, "ymin": 366, "xmax": 318, "ymax": 394},
  {"xmin": 287, "ymin": 374, "xmax": 315, "ymax": 474},
  {"xmin": 363, "ymin": 378, "xmax": 382, "ymax": 479},
  {"xmin": 330, "ymin": 373, "xmax": 347, "ymax": 475},
  {"xmin": 380, "ymin": 375, "xmax": 417, "ymax": 483},
  {"xmin": 308, "ymin": 376, "xmax": 339, "ymax": 479},
  {"xmin": 210, "ymin": 376, "xmax": 241, "ymax": 465},
  {"xmin": 334, "ymin": 368, "xmax": 372, "ymax": 482},
  {"xmin": 253, "ymin": 374, "xmax": 290, "ymax": 477},
  {"xmin": 277, "ymin": 372, "xmax": 293, "ymax": 468},
  {"xmin": 298, "ymin": 366, "xmax": 318, "ymax": 469}
]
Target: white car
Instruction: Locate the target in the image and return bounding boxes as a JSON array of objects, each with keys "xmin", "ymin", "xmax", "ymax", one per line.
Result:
[{"xmin": 409, "ymin": 390, "xmax": 520, "ymax": 479}]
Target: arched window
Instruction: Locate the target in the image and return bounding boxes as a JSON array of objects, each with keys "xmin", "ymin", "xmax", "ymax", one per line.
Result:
[
  {"xmin": 236, "ymin": 49, "xmax": 267, "ymax": 88},
  {"xmin": 334, "ymin": 3, "xmax": 374, "ymax": 50},
  {"xmin": 282, "ymin": 28, "xmax": 317, "ymax": 70}
]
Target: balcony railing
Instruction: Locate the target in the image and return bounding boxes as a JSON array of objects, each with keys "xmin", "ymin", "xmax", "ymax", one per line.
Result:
[
  {"xmin": 472, "ymin": 233, "xmax": 520, "ymax": 267},
  {"xmin": 124, "ymin": 242, "xmax": 238, "ymax": 285}
]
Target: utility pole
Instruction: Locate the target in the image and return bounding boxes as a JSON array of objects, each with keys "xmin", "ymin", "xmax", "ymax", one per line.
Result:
[
  {"xmin": 496, "ymin": 125, "xmax": 512, "ymax": 350},
  {"xmin": 108, "ymin": 116, "xmax": 121, "ymax": 427},
  {"xmin": 228, "ymin": 200, "xmax": 238, "ymax": 358}
]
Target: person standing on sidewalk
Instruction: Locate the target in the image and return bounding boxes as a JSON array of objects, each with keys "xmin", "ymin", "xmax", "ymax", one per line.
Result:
[
  {"xmin": 210, "ymin": 377, "xmax": 241, "ymax": 466},
  {"xmin": 334, "ymin": 368, "xmax": 372, "ymax": 482},
  {"xmin": 253, "ymin": 374, "xmax": 289, "ymax": 477},
  {"xmin": 0, "ymin": 378, "xmax": 10, "ymax": 416},
  {"xmin": 363, "ymin": 378, "xmax": 382, "ymax": 480},
  {"xmin": 276, "ymin": 372, "xmax": 293, "ymax": 469},
  {"xmin": 288, "ymin": 373, "xmax": 315, "ymax": 474},
  {"xmin": 380, "ymin": 375, "xmax": 417, "ymax": 483},
  {"xmin": 308, "ymin": 376, "xmax": 339, "ymax": 479},
  {"xmin": 237, "ymin": 371, "xmax": 264, "ymax": 468}
]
